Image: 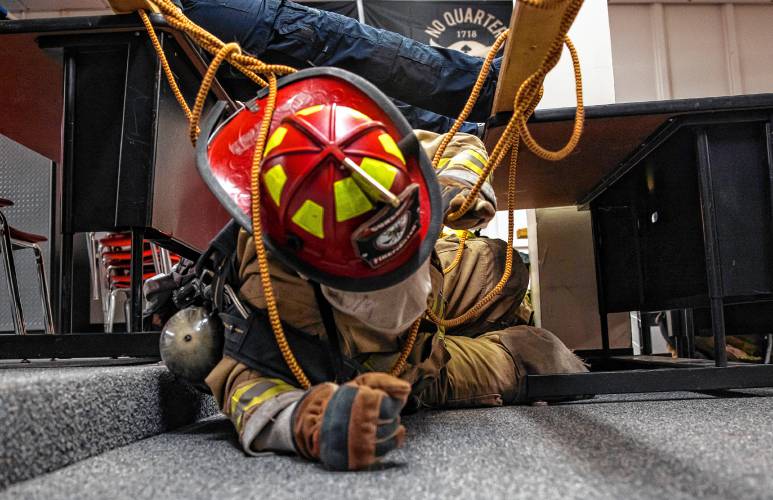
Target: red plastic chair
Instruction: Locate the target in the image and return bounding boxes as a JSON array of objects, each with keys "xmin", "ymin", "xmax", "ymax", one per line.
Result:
[{"xmin": 0, "ymin": 199, "xmax": 54, "ymax": 334}]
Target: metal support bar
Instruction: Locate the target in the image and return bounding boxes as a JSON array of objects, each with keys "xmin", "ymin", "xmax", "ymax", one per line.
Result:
[
  {"xmin": 129, "ymin": 228, "xmax": 144, "ymax": 332},
  {"xmin": 590, "ymin": 210, "xmax": 610, "ymax": 353},
  {"xmin": 527, "ymin": 364, "xmax": 773, "ymax": 399},
  {"xmin": 0, "ymin": 332, "xmax": 161, "ymax": 359},
  {"xmin": 59, "ymin": 51, "xmax": 77, "ymax": 335},
  {"xmin": 696, "ymin": 130, "xmax": 728, "ymax": 367}
]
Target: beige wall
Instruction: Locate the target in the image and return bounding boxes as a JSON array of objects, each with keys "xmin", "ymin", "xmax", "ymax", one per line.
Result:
[
  {"xmin": 609, "ymin": 0, "xmax": 773, "ymax": 102},
  {"xmin": 5, "ymin": 0, "xmax": 110, "ymax": 18},
  {"xmin": 530, "ymin": 207, "xmax": 631, "ymax": 350}
]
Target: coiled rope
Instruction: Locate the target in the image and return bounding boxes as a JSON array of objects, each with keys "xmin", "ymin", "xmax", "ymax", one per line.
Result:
[
  {"xmin": 429, "ymin": 0, "xmax": 585, "ymax": 327},
  {"xmin": 135, "ymin": 0, "xmax": 584, "ymax": 387}
]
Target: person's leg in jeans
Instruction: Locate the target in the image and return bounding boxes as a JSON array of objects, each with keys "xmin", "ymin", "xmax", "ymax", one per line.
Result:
[
  {"xmin": 393, "ymin": 100, "xmax": 483, "ymax": 136},
  {"xmin": 179, "ymin": 0, "xmax": 502, "ymax": 126}
]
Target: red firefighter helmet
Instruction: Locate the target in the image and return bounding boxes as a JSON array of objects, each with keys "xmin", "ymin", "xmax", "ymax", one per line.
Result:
[{"xmin": 197, "ymin": 68, "xmax": 441, "ymax": 291}]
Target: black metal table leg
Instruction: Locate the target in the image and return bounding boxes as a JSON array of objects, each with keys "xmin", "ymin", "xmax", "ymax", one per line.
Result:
[
  {"xmin": 696, "ymin": 130, "xmax": 728, "ymax": 367},
  {"xmin": 591, "ymin": 210, "xmax": 611, "ymax": 353},
  {"xmin": 129, "ymin": 228, "xmax": 144, "ymax": 332}
]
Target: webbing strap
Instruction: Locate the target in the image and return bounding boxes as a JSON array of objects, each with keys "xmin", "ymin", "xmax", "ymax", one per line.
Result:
[{"xmin": 312, "ymin": 282, "xmax": 351, "ymax": 383}]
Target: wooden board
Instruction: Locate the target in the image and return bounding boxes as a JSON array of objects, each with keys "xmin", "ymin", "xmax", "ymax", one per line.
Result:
[
  {"xmin": 0, "ymin": 34, "xmax": 64, "ymax": 163},
  {"xmin": 485, "ymin": 112, "xmax": 669, "ymax": 208},
  {"xmin": 0, "ymin": 14, "xmax": 233, "ymax": 164},
  {"xmin": 491, "ymin": 1, "xmax": 578, "ymax": 115},
  {"xmin": 486, "ymin": 93, "xmax": 773, "ymax": 209}
]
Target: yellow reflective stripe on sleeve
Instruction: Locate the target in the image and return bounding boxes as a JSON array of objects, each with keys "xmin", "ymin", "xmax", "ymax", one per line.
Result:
[
  {"xmin": 334, "ymin": 177, "xmax": 374, "ymax": 222},
  {"xmin": 437, "ymin": 158, "xmax": 450, "ymax": 170},
  {"xmin": 263, "ymin": 126, "xmax": 287, "ymax": 158},
  {"xmin": 296, "ymin": 104, "xmax": 324, "ymax": 116},
  {"xmin": 264, "ymin": 164, "xmax": 287, "ymax": 206},
  {"xmin": 229, "ymin": 381, "xmax": 258, "ymax": 416},
  {"xmin": 360, "ymin": 157, "xmax": 398, "ymax": 190},
  {"xmin": 291, "ymin": 200, "xmax": 325, "ymax": 238},
  {"xmin": 457, "ymin": 158, "xmax": 485, "ymax": 177},
  {"xmin": 235, "ymin": 383, "xmax": 295, "ymax": 430},
  {"xmin": 450, "ymin": 150, "xmax": 487, "ymax": 177},
  {"xmin": 465, "ymin": 149, "xmax": 488, "ymax": 168},
  {"xmin": 229, "ymin": 378, "xmax": 296, "ymax": 430},
  {"xmin": 378, "ymin": 133, "xmax": 405, "ymax": 165}
]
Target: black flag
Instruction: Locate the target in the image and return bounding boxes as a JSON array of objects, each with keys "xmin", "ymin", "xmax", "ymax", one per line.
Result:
[{"xmin": 364, "ymin": 0, "xmax": 512, "ymax": 57}]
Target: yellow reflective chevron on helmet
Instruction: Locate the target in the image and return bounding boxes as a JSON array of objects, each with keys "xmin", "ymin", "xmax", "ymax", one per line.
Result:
[
  {"xmin": 292, "ymin": 199, "xmax": 325, "ymax": 238},
  {"xmin": 345, "ymin": 107, "xmax": 371, "ymax": 121},
  {"xmin": 264, "ymin": 126, "xmax": 287, "ymax": 158},
  {"xmin": 378, "ymin": 133, "xmax": 405, "ymax": 165},
  {"xmin": 334, "ymin": 176, "xmax": 374, "ymax": 222},
  {"xmin": 360, "ymin": 157, "xmax": 397, "ymax": 190},
  {"xmin": 264, "ymin": 164, "xmax": 287, "ymax": 206},
  {"xmin": 296, "ymin": 105, "xmax": 324, "ymax": 116}
]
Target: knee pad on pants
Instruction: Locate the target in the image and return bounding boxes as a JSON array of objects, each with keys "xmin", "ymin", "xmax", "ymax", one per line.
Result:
[{"xmin": 497, "ymin": 326, "xmax": 588, "ymax": 376}]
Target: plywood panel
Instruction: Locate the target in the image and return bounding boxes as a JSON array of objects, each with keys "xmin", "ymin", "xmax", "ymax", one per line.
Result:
[
  {"xmin": 734, "ymin": 5, "xmax": 773, "ymax": 95},
  {"xmin": 486, "ymin": 113, "xmax": 668, "ymax": 208},
  {"xmin": 608, "ymin": 4, "xmax": 657, "ymax": 103},
  {"xmin": 664, "ymin": 4, "xmax": 729, "ymax": 99},
  {"xmin": 0, "ymin": 34, "xmax": 63, "ymax": 163}
]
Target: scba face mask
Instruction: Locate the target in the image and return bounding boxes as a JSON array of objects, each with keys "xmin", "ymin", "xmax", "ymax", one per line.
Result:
[{"xmin": 320, "ymin": 259, "xmax": 432, "ymax": 335}]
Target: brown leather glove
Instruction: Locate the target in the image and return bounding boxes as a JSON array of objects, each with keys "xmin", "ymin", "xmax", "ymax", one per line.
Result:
[
  {"xmin": 106, "ymin": 0, "xmax": 160, "ymax": 14},
  {"xmin": 292, "ymin": 373, "xmax": 411, "ymax": 470},
  {"xmin": 443, "ymin": 186, "xmax": 497, "ymax": 230}
]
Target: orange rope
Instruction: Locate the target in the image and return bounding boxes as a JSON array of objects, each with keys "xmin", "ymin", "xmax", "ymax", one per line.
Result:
[
  {"xmin": 136, "ymin": 0, "xmax": 586, "ymax": 382},
  {"xmin": 428, "ymin": 0, "xmax": 585, "ymax": 328},
  {"xmin": 138, "ymin": 1, "xmax": 422, "ymax": 385},
  {"xmin": 442, "ymin": 231, "xmax": 468, "ymax": 275}
]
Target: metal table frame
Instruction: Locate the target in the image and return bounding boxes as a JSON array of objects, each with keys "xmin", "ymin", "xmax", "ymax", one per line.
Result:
[
  {"xmin": 506, "ymin": 96, "xmax": 773, "ymax": 398},
  {"xmin": 0, "ymin": 14, "xmax": 232, "ymax": 359}
]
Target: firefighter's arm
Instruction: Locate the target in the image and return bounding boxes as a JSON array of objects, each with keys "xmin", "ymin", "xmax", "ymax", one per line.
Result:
[
  {"xmin": 206, "ymin": 358, "xmax": 410, "ymax": 469},
  {"xmin": 415, "ymin": 130, "xmax": 496, "ymax": 230}
]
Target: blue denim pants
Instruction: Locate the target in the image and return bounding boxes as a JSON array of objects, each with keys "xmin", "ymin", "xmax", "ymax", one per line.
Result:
[{"xmin": 180, "ymin": 0, "xmax": 501, "ymax": 134}]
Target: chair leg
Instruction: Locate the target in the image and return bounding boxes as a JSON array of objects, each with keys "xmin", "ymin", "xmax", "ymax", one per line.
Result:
[
  {"xmin": 0, "ymin": 213, "xmax": 26, "ymax": 335},
  {"xmin": 160, "ymin": 248, "xmax": 173, "ymax": 274},
  {"xmin": 31, "ymin": 244, "xmax": 55, "ymax": 334},
  {"xmin": 124, "ymin": 297, "xmax": 132, "ymax": 333},
  {"xmin": 150, "ymin": 242, "xmax": 162, "ymax": 275},
  {"xmin": 87, "ymin": 232, "xmax": 100, "ymax": 300},
  {"xmin": 106, "ymin": 289, "xmax": 117, "ymax": 333}
]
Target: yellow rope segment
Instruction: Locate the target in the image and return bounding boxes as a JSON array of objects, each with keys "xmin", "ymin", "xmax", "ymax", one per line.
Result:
[
  {"xmin": 135, "ymin": 0, "xmax": 585, "ymax": 386},
  {"xmin": 138, "ymin": 0, "xmax": 430, "ymax": 387},
  {"xmin": 442, "ymin": 231, "xmax": 468, "ymax": 275},
  {"xmin": 429, "ymin": 0, "xmax": 585, "ymax": 328}
]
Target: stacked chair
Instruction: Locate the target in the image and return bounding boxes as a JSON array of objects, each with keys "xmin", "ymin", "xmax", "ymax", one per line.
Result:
[
  {"xmin": 0, "ymin": 197, "xmax": 54, "ymax": 335},
  {"xmin": 89, "ymin": 232, "xmax": 179, "ymax": 332}
]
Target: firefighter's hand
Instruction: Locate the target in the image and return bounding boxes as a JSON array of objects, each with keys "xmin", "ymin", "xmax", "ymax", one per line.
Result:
[
  {"xmin": 292, "ymin": 373, "xmax": 411, "ymax": 470},
  {"xmin": 442, "ymin": 185, "xmax": 496, "ymax": 230},
  {"xmin": 106, "ymin": 0, "xmax": 160, "ymax": 14}
]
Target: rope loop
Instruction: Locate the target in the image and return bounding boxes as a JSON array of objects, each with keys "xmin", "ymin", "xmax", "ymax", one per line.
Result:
[{"xmin": 135, "ymin": 0, "xmax": 587, "ymax": 384}]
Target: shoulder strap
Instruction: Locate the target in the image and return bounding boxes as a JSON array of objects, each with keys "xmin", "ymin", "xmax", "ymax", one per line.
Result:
[{"xmin": 312, "ymin": 282, "xmax": 347, "ymax": 383}]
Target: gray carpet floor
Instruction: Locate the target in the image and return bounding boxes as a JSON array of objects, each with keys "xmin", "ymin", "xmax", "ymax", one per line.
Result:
[
  {"xmin": 3, "ymin": 389, "xmax": 773, "ymax": 500},
  {"xmin": 0, "ymin": 364, "xmax": 217, "ymax": 488}
]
